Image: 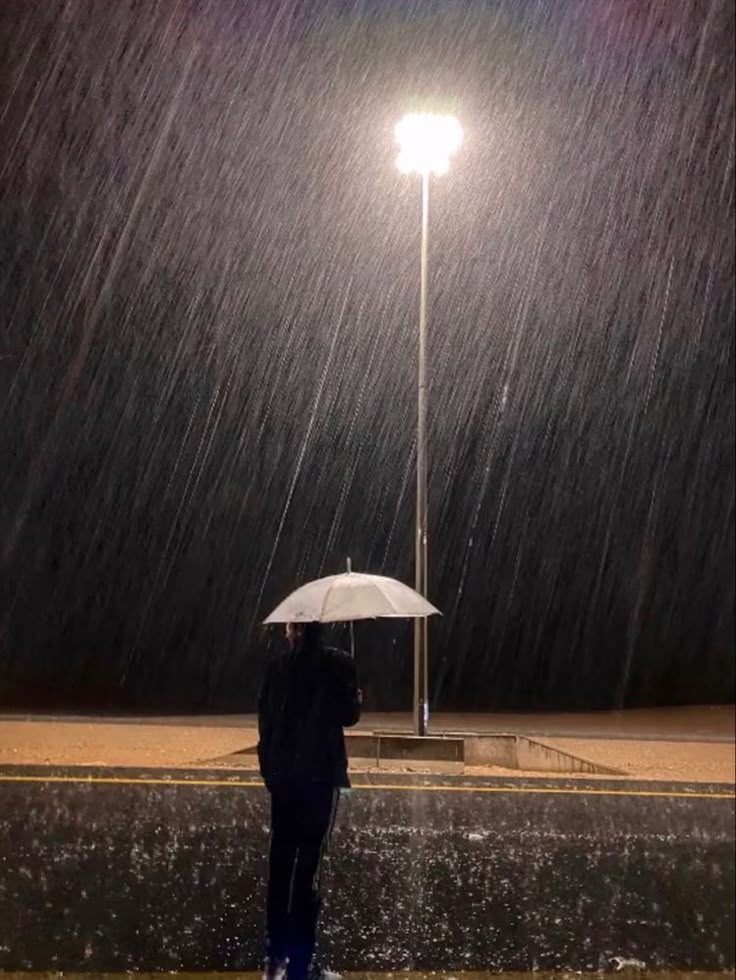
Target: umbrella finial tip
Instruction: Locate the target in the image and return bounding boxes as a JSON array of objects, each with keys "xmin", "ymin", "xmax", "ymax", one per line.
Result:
[{"xmin": 346, "ymin": 557, "xmax": 352, "ymax": 573}]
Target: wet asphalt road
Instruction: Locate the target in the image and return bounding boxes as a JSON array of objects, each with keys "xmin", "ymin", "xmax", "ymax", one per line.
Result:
[
  {"xmin": 0, "ymin": 974, "xmax": 731, "ymax": 980},
  {"xmin": 0, "ymin": 767, "xmax": 733, "ymax": 974}
]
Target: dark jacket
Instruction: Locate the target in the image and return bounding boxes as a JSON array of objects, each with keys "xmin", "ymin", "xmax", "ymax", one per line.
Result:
[{"xmin": 257, "ymin": 641, "xmax": 361, "ymax": 791}]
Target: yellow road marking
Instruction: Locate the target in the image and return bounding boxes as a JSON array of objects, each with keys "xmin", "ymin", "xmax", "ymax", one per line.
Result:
[{"xmin": 0, "ymin": 773, "xmax": 733, "ymax": 799}]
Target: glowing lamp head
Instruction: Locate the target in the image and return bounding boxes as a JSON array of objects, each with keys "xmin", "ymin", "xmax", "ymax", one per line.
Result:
[{"xmin": 395, "ymin": 113, "xmax": 463, "ymax": 176}]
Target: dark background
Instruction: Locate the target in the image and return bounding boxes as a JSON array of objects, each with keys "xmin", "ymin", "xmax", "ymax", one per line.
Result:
[{"xmin": 1, "ymin": 0, "xmax": 734, "ymax": 713}]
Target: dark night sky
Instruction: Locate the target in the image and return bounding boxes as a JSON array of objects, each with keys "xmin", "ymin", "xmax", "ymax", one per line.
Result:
[{"xmin": 0, "ymin": 0, "xmax": 734, "ymax": 713}]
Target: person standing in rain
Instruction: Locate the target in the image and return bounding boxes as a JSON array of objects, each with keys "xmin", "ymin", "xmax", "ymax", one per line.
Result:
[{"xmin": 258, "ymin": 620, "xmax": 361, "ymax": 980}]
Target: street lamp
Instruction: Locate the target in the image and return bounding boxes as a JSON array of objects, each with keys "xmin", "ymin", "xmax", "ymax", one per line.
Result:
[{"xmin": 395, "ymin": 112, "xmax": 462, "ymax": 737}]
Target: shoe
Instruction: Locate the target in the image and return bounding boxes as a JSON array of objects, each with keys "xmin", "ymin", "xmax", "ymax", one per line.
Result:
[
  {"xmin": 262, "ymin": 957, "xmax": 288, "ymax": 980},
  {"xmin": 288, "ymin": 964, "xmax": 342, "ymax": 980},
  {"xmin": 307, "ymin": 967, "xmax": 343, "ymax": 980}
]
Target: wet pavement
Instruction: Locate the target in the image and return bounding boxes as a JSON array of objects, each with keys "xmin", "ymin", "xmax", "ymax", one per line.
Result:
[
  {"xmin": 3, "ymin": 711, "xmax": 733, "ymax": 783},
  {"xmin": 0, "ymin": 766, "xmax": 733, "ymax": 974},
  {"xmin": 1, "ymin": 974, "xmax": 733, "ymax": 980}
]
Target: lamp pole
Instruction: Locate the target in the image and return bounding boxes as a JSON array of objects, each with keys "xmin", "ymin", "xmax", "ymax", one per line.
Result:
[
  {"xmin": 414, "ymin": 170, "xmax": 430, "ymax": 737},
  {"xmin": 395, "ymin": 113, "xmax": 462, "ymax": 737}
]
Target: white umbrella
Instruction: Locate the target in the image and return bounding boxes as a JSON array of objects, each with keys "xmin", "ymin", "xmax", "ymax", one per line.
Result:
[
  {"xmin": 263, "ymin": 564, "xmax": 440, "ymax": 625},
  {"xmin": 263, "ymin": 561, "xmax": 440, "ymax": 698}
]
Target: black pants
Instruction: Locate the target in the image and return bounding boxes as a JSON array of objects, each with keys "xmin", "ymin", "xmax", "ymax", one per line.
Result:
[{"xmin": 266, "ymin": 784, "xmax": 339, "ymax": 976}]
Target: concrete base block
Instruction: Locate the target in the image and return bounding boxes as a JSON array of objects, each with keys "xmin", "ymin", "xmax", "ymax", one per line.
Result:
[
  {"xmin": 374, "ymin": 730, "xmax": 622, "ymax": 775},
  {"xmin": 462, "ymin": 733, "xmax": 518, "ymax": 767},
  {"xmin": 346, "ymin": 732, "xmax": 464, "ymax": 766}
]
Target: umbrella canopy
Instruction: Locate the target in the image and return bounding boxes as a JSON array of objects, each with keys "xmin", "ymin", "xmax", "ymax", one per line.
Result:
[{"xmin": 263, "ymin": 571, "xmax": 440, "ymax": 624}]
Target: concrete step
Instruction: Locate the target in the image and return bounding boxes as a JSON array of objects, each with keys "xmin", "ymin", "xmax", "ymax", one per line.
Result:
[{"xmin": 367, "ymin": 731, "xmax": 621, "ymax": 775}]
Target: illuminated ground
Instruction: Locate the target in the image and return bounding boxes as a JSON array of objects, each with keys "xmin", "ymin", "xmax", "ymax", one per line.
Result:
[
  {"xmin": 2, "ymin": 974, "xmax": 732, "ymax": 979},
  {"xmin": 0, "ymin": 706, "xmax": 733, "ymax": 781}
]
